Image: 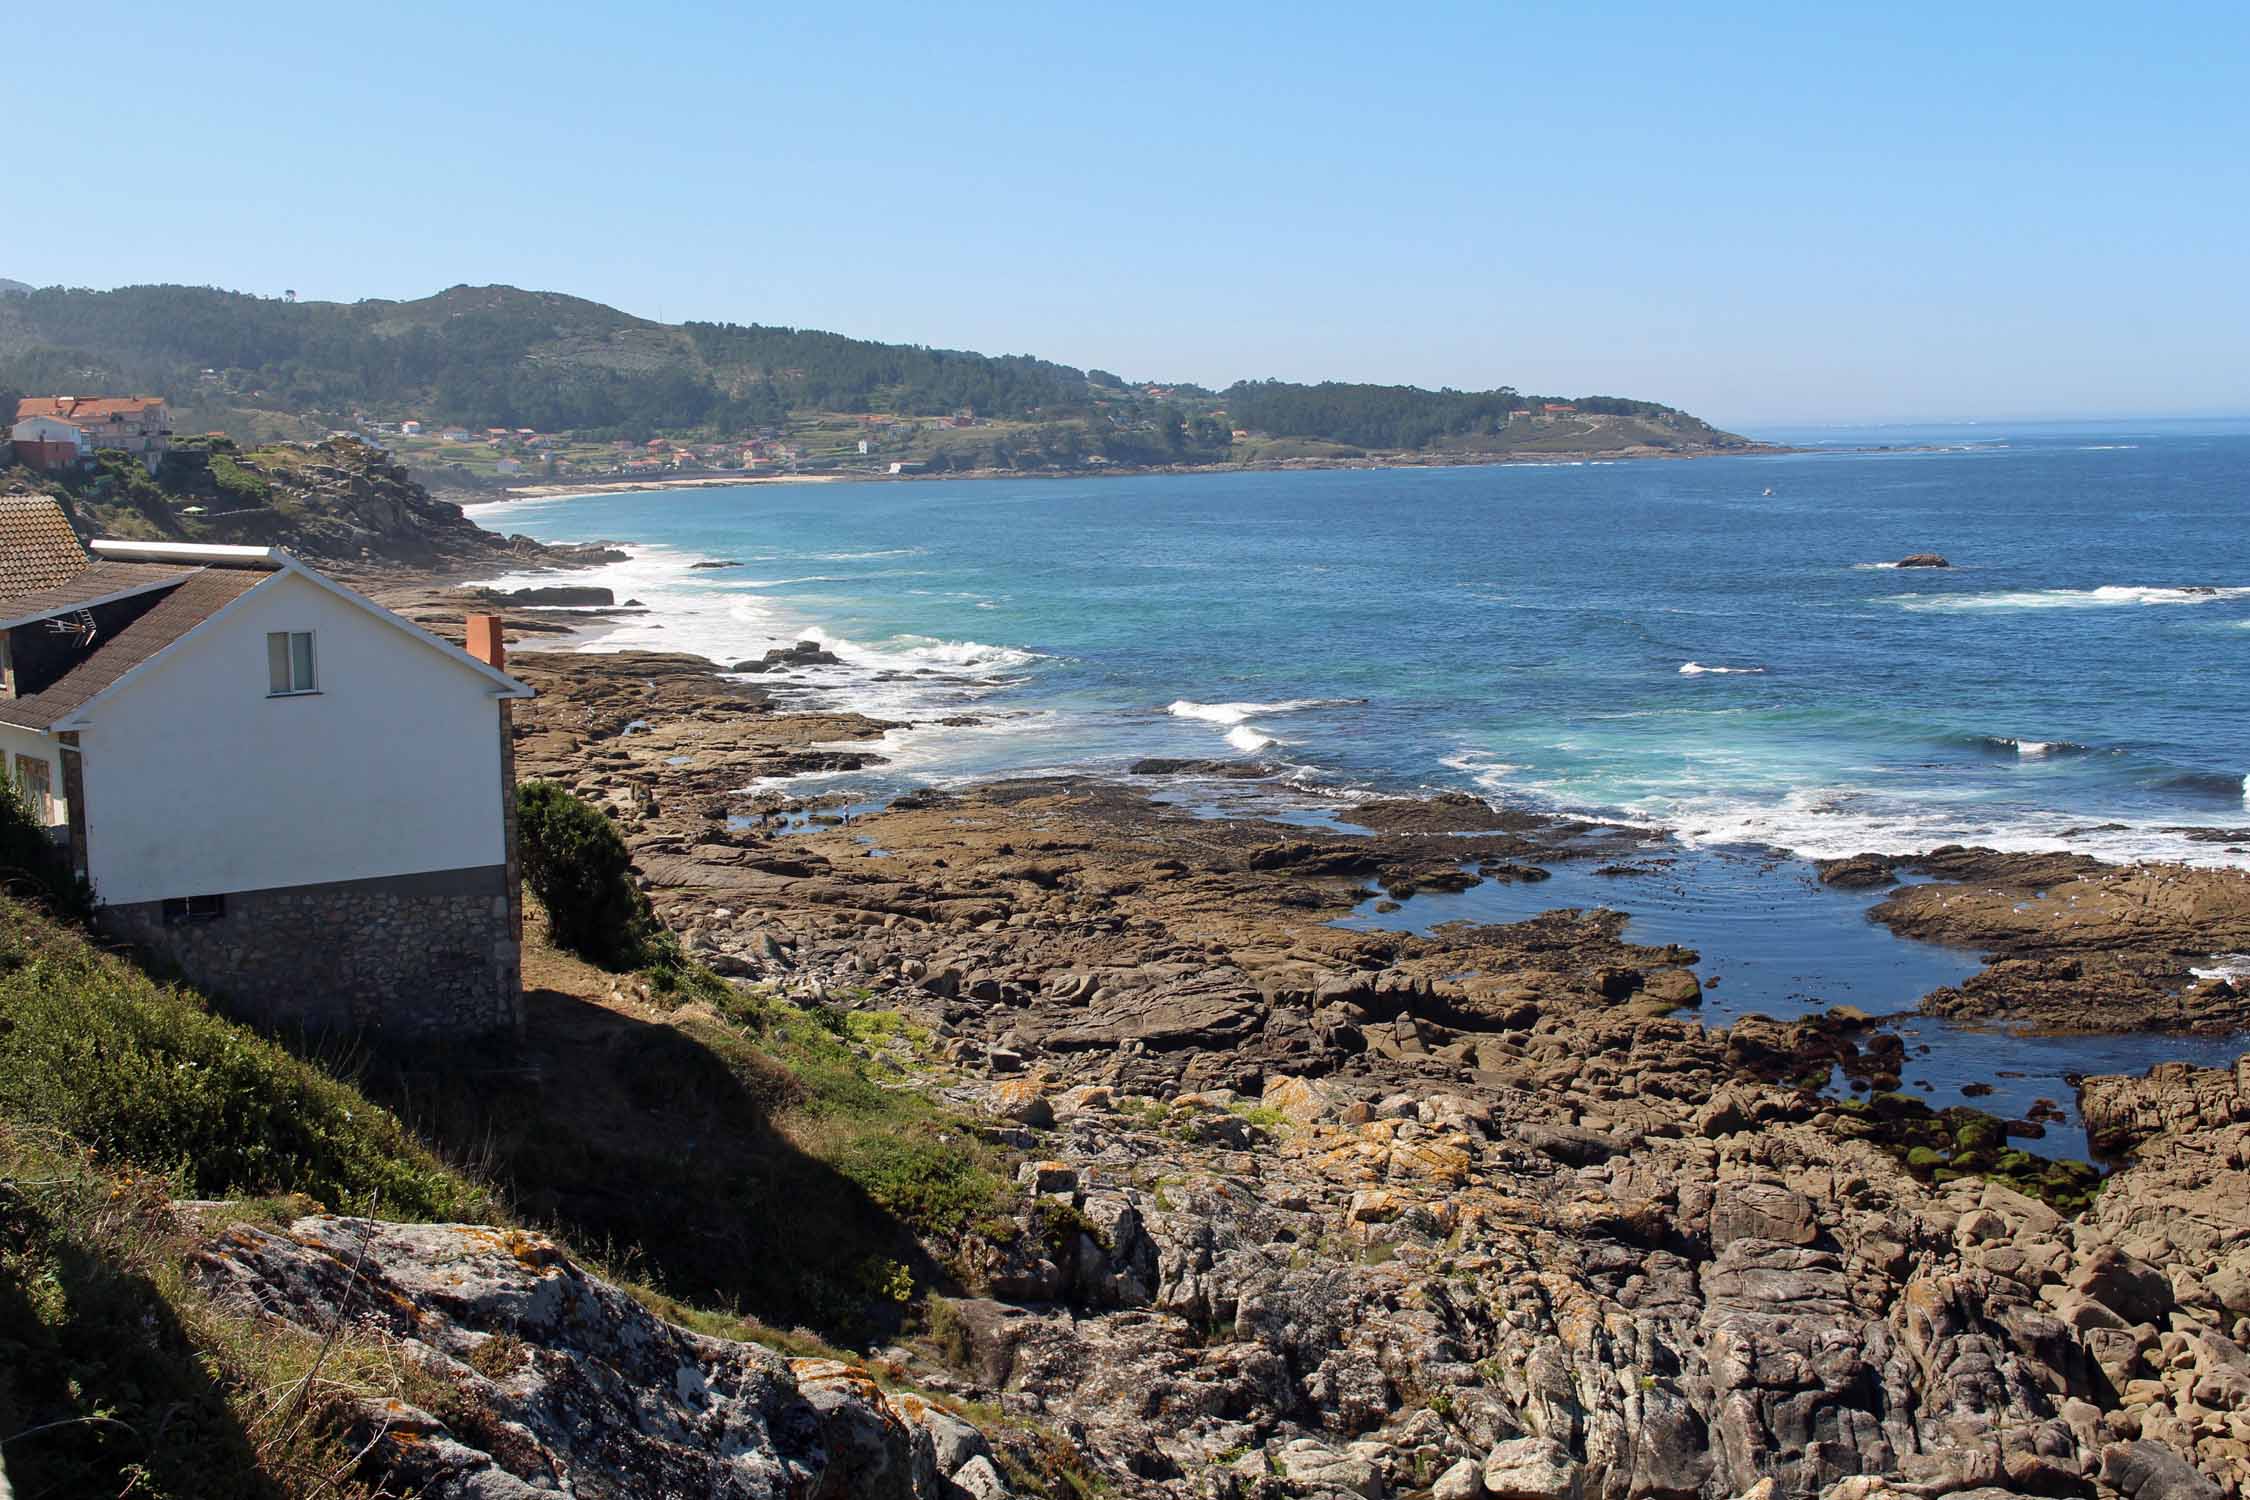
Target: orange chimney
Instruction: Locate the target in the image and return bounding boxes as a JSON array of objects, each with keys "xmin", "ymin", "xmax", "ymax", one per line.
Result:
[{"xmin": 466, "ymin": 614, "xmax": 506, "ymax": 671}]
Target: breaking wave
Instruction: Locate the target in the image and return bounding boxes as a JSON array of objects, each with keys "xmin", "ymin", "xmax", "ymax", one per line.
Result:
[
  {"xmin": 1975, "ymin": 736, "xmax": 2094, "ymax": 759},
  {"xmin": 1678, "ymin": 662, "xmax": 1766, "ymax": 676},
  {"xmin": 1889, "ymin": 585, "xmax": 2250, "ymax": 612},
  {"xmin": 1224, "ymin": 725, "xmax": 1279, "ymax": 753},
  {"xmin": 1167, "ymin": 698, "xmax": 1366, "ymax": 725},
  {"xmin": 880, "ymin": 634, "xmax": 1043, "ymax": 671}
]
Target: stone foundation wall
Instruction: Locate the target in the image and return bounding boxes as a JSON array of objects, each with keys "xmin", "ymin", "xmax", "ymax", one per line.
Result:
[{"xmin": 101, "ymin": 864, "xmax": 522, "ymax": 1038}]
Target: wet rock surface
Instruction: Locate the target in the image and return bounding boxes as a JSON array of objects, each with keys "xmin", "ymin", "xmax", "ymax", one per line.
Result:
[{"xmin": 1867, "ymin": 853, "xmax": 2250, "ymax": 1033}]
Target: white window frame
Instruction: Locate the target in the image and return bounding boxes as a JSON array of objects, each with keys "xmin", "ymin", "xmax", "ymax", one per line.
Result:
[{"xmin": 266, "ymin": 630, "xmax": 319, "ymax": 696}]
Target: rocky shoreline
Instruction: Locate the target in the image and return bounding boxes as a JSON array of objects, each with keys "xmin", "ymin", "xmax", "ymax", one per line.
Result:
[{"xmin": 311, "ymin": 575, "xmax": 2250, "ymax": 1497}]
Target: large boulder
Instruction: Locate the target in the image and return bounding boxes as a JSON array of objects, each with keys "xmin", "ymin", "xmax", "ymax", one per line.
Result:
[
  {"xmin": 189, "ymin": 1216, "xmax": 976, "ymax": 1500},
  {"xmin": 1709, "ymin": 1181, "xmax": 1821, "ymax": 1249},
  {"xmin": 1482, "ymin": 1436, "xmax": 1580, "ymax": 1500},
  {"xmin": 1895, "ymin": 553, "xmax": 1951, "ymax": 568},
  {"xmin": 2098, "ymin": 1441, "xmax": 2223, "ymax": 1500},
  {"xmin": 2069, "ymin": 1245, "xmax": 2175, "ymax": 1326}
]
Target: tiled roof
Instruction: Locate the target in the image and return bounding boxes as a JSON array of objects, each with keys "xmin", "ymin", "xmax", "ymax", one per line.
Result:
[
  {"xmin": 0, "ymin": 567, "xmax": 269, "ymax": 731},
  {"xmin": 0, "ymin": 560, "xmax": 197, "ymax": 628},
  {"xmin": 15, "ymin": 396, "xmax": 167, "ymax": 423},
  {"xmin": 0, "ymin": 495, "xmax": 90, "ymax": 607}
]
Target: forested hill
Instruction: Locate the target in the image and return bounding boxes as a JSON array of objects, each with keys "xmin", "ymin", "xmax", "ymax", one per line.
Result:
[{"xmin": 0, "ymin": 281, "xmax": 1751, "ymax": 461}]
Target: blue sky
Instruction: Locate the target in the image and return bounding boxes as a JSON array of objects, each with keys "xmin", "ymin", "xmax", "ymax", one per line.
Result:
[{"xmin": 5, "ymin": 1, "xmax": 2247, "ymax": 428}]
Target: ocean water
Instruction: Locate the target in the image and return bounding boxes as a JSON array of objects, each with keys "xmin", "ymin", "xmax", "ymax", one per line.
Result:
[
  {"xmin": 472, "ymin": 418, "xmax": 2250, "ymax": 869},
  {"xmin": 471, "ymin": 419, "xmax": 2250, "ymax": 1155}
]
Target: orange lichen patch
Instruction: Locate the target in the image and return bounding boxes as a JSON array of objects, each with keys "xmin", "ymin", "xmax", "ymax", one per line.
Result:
[
  {"xmin": 790, "ymin": 1358, "xmax": 912, "ymax": 1435},
  {"xmin": 1385, "ymin": 1140, "xmax": 1473, "ymax": 1187},
  {"xmin": 501, "ymin": 1229, "xmax": 566, "ymax": 1274}
]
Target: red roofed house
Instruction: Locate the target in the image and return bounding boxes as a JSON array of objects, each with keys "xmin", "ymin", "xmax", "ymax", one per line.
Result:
[
  {"xmin": 0, "ymin": 494, "xmax": 533, "ymax": 1038},
  {"xmin": 16, "ymin": 396, "xmax": 171, "ymax": 472},
  {"xmin": 10, "ymin": 415, "xmax": 92, "ymax": 471}
]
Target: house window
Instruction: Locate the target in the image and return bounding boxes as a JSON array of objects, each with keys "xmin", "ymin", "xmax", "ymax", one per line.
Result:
[
  {"xmin": 10, "ymin": 754, "xmax": 53, "ymax": 823},
  {"xmin": 161, "ymin": 894, "xmax": 226, "ymax": 924},
  {"xmin": 266, "ymin": 631, "xmax": 318, "ymax": 695}
]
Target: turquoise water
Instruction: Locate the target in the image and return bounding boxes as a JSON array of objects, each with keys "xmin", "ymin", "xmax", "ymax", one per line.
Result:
[
  {"xmin": 473, "ymin": 418, "xmax": 2250, "ymax": 869},
  {"xmin": 469, "ymin": 419, "xmax": 2250, "ymax": 1157}
]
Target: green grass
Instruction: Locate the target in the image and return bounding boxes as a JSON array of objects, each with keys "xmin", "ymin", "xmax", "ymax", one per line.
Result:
[
  {"xmin": 684, "ymin": 985, "xmax": 1017, "ymax": 1240},
  {"xmin": 0, "ymin": 896, "xmax": 489, "ymax": 1219},
  {"xmin": 0, "ymin": 889, "xmax": 1062, "ymax": 1492},
  {"xmin": 0, "ymin": 1125, "xmax": 425, "ymax": 1500}
]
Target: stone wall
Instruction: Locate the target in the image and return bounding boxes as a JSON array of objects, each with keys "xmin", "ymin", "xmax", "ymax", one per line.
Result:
[{"xmin": 100, "ymin": 864, "xmax": 521, "ymax": 1038}]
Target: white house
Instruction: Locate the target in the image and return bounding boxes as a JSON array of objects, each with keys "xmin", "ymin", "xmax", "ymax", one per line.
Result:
[
  {"xmin": 0, "ymin": 495, "xmax": 532, "ymax": 1036},
  {"xmin": 9, "ymin": 415, "xmax": 92, "ymax": 471}
]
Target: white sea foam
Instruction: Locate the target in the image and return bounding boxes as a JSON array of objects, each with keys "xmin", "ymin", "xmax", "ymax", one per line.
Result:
[
  {"xmin": 734, "ymin": 574, "xmax": 852, "ymax": 587},
  {"xmin": 1889, "ymin": 585, "xmax": 2250, "ymax": 612},
  {"xmin": 1225, "ymin": 724, "xmax": 1279, "ymax": 753},
  {"xmin": 2191, "ymin": 954, "xmax": 2250, "ymax": 982},
  {"xmin": 1623, "ymin": 784, "xmax": 2250, "ymax": 870},
  {"xmin": 1679, "ymin": 662, "xmax": 1767, "ymax": 676},
  {"xmin": 1977, "ymin": 735, "xmax": 2089, "ymax": 759},
  {"xmin": 883, "ymin": 634, "xmax": 1043, "ymax": 671},
  {"xmin": 1439, "ymin": 749, "xmax": 1528, "ymax": 796},
  {"xmin": 1167, "ymin": 698, "xmax": 1363, "ymax": 725}
]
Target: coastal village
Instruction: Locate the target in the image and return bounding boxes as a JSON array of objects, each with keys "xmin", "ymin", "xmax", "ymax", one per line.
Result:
[{"xmin": 2, "ymin": 378, "xmax": 1686, "ymax": 501}]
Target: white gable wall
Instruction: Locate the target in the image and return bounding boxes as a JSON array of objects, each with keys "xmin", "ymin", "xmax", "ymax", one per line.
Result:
[{"xmin": 76, "ymin": 571, "xmax": 508, "ymax": 906}]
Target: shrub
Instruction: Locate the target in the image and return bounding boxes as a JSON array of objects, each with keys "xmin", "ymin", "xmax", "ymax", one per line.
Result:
[
  {"xmin": 208, "ymin": 451, "xmax": 272, "ymax": 506},
  {"xmin": 516, "ymin": 781, "xmax": 662, "ymax": 967},
  {"xmin": 0, "ymin": 773, "xmax": 91, "ymax": 918},
  {"xmin": 0, "ymin": 896, "xmax": 486, "ymax": 1218},
  {"xmin": 831, "ymin": 1132, "xmax": 1012, "ymax": 1239}
]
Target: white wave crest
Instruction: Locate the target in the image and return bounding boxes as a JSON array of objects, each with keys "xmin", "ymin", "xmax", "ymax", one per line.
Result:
[
  {"xmin": 1679, "ymin": 662, "xmax": 1767, "ymax": 676},
  {"xmin": 1167, "ymin": 698, "xmax": 1363, "ymax": 725},
  {"xmin": 1890, "ymin": 585, "xmax": 2250, "ymax": 612},
  {"xmin": 1639, "ymin": 783, "xmax": 2250, "ymax": 869},
  {"xmin": 881, "ymin": 634, "xmax": 1043, "ymax": 671},
  {"xmin": 1439, "ymin": 749, "xmax": 1526, "ymax": 794},
  {"xmin": 1224, "ymin": 724, "xmax": 1278, "ymax": 753}
]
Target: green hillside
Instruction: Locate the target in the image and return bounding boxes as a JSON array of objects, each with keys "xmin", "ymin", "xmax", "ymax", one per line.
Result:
[{"xmin": 0, "ymin": 282, "xmax": 1750, "ymax": 470}]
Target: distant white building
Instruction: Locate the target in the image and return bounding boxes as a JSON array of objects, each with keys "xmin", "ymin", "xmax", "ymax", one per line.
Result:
[
  {"xmin": 401, "ymin": 420, "xmax": 423, "ymax": 436},
  {"xmin": 0, "ymin": 498, "xmax": 532, "ymax": 1037},
  {"xmin": 9, "ymin": 415, "xmax": 91, "ymax": 471}
]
